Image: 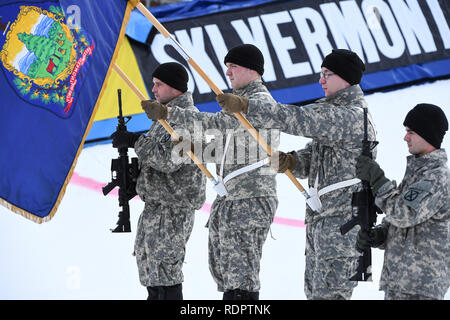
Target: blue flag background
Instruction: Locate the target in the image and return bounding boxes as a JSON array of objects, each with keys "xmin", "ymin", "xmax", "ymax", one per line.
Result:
[{"xmin": 0, "ymin": 0, "xmax": 133, "ymax": 222}]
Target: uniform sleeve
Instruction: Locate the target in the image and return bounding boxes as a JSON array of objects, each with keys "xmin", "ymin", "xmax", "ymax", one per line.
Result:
[
  {"xmin": 375, "ymin": 178, "xmax": 447, "ymax": 228},
  {"xmin": 246, "ymin": 99, "xmax": 363, "ymax": 141},
  {"xmin": 134, "ymin": 130, "xmax": 184, "ymax": 173},
  {"xmin": 169, "ymin": 106, "xmax": 241, "ymax": 130},
  {"xmin": 290, "ymin": 143, "xmax": 312, "ymax": 179}
]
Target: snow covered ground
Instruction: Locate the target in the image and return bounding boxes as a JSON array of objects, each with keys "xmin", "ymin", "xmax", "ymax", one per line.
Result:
[{"xmin": 1, "ymin": 79, "xmax": 449, "ymax": 300}]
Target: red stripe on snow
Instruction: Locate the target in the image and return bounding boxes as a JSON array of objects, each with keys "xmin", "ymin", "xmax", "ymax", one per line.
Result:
[{"xmin": 70, "ymin": 172, "xmax": 305, "ymax": 228}]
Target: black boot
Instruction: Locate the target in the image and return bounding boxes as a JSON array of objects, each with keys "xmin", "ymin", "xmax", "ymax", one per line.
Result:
[{"xmin": 223, "ymin": 289, "xmax": 259, "ymax": 300}]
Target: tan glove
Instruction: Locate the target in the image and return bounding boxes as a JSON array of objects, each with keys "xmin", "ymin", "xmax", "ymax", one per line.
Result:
[
  {"xmin": 141, "ymin": 99, "xmax": 168, "ymax": 120},
  {"xmin": 216, "ymin": 93, "xmax": 249, "ymax": 114},
  {"xmin": 269, "ymin": 151, "xmax": 296, "ymax": 173}
]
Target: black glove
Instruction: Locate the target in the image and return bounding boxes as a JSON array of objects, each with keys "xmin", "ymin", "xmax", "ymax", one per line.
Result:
[
  {"xmin": 269, "ymin": 151, "xmax": 296, "ymax": 173},
  {"xmin": 141, "ymin": 99, "xmax": 168, "ymax": 120},
  {"xmin": 111, "ymin": 130, "xmax": 141, "ymax": 149},
  {"xmin": 355, "ymin": 225, "xmax": 388, "ymax": 253},
  {"xmin": 355, "ymin": 155, "xmax": 390, "ymax": 194}
]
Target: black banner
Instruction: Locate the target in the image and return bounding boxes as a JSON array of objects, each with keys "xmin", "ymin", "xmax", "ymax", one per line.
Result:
[{"xmin": 131, "ymin": 0, "xmax": 450, "ymax": 107}]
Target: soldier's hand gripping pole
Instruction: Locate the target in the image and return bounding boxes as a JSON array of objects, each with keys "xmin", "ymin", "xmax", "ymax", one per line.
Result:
[{"xmin": 128, "ymin": 0, "xmax": 310, "ymax": 201}]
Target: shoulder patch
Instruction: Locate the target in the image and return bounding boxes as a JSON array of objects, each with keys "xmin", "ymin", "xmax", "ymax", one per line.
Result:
[{"xmin": 402, "ymin": 181, "xmax": 432, "ymax": 208}]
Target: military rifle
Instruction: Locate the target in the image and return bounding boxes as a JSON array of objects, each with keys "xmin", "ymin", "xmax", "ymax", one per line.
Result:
[
  {"xmin": 102, "ymin": 89, "xmax": 139, "ymax": 232},
  {"xmin": 340, "ymin": 107, "xmax": 382, "ymax": 281}
]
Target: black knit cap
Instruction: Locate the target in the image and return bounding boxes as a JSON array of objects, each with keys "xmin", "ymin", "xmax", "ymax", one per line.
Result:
[
  {"xmin": 321, "ymin": 49, "xmax": 365, "ymax": 85},
  {"xmin": 152, "ymin": 62, "xmax": 188, "ymax": 93},
  {"xmin": 224, "ymin": 44, "xmax": 264, "ymax": 75},
  {"xmin": 403, "ymin": 103, "xmax": 448, "ymax": 149}
]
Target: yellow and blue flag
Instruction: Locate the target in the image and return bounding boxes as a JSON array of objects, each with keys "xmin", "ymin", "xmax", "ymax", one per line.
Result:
[{"xmin": 0, "ymin": 0, "xmax": 134, "ymax": 223}]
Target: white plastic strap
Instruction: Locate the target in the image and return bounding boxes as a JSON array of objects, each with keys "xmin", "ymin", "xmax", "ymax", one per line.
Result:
[
  {"xmin": 219, "ymin": 133, "xmax": 232, "ymax": 180},
  {"xmin": 318, "ymin": 178, "xmax": 361, "ymax": 197},
  {"xmin": 223, "ymin": 158, "xmax": 269, "ymax": 184},
  {"xmin": 212, "ymin": 133, "xmax": 233, "ymax": 197},
  {"xmin": 213, "ymin": 133, "xmax": 270, "ymax": 197},
  {"xmin": 211, "ymin": 177, "xmax": 227, "ymax": 197},
  {"xmin": 306, "ymin": 173, "xmax": 322, "ymax": 212},
  {"xmin": 306, "ymin": 174, "xmax": 361, "ymax": 212},
  {"xmin": 306, "ymin": 188, "xmax": 322, "ymax": 212}
]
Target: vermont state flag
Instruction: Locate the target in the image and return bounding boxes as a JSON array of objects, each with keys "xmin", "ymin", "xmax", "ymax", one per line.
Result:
[{"xmin": 0, "ymin": 0, "xmax": 134, "ymax": 223}]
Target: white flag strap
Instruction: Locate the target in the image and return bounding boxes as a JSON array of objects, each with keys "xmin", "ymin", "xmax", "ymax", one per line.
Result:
[
  {"xmin": 223, "ymin": 158, "xmax": 270, "ymax": 185},
  {"xmin": 307, "ymin": 174, "xmax": 361, "ymax": 212},
  {"xmin": 318, "ymin": 178, "xmax": 361, "ymax": 197}
]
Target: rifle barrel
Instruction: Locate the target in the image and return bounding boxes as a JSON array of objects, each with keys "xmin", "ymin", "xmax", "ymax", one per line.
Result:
[{"xmin": 117, "ymin": 89, "xmax": 123, "ymax": 118}]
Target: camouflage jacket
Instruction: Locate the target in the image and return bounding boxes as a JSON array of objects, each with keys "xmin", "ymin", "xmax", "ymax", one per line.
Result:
[
  {"xmin": 134, "ymin": 92, "xmax": 206, "ymax": 210},
  {"xmin": 246, "ymin": 85, "xmax": 376, "ymax": 223},
  {"xmin": 169, "ymin": 80, "xmax": 279, "ymax": 200},
  {"xmin": 376, "ymin": 149, "xmax": 449, "ymax": 299}
]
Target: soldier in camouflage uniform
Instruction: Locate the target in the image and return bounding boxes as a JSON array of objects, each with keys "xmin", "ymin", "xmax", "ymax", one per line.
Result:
[
  {"xmin": 142, "ymin": 44, "xmax": 279, "ymax": 300},
  {"xmin": 133, "ymin": 62, "xmax": 206, "ymax": 300},
  {"xmin": 217, "ymin": 49, "xmax": 375, "ymax": 299},
  {"xmin": 356, "ymin": 103, "xmax": 449, "ymax": 300}
]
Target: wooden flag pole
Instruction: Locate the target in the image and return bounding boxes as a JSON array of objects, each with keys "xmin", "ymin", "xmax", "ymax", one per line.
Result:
[
  {"xmin": 112, "ymin": 63, "xmax": 214, "ymax": 180},
  {"xmin": 129, "ymin": 1, "xmax": 310, "ymax": 199}
]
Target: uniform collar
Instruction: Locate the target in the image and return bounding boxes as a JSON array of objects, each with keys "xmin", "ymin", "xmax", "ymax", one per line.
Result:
[
  {"xmin": 232, "ymin": 79, "xmax": 267, "ymax": 98},
  {"xmin": 167, "ymin": 91, "xmax": 193, "ymax": 109},
  {"xmin": 317, "ymin": 84, "xmax": 365, "ymax": 106},
  {"xmin": 407, "ymin": 148, "xmax": 448, "ymax": 171}
]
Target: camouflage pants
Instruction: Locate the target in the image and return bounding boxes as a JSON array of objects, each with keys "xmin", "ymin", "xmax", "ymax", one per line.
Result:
[
  {"xmin": 134, "ymin": 202, "xmax": 195, "ymax": 287},
  {"xmin": 208, "ymin": 196, "xmax": 277, "ymax": 292},
  {"xmin": 304, "ymin": 216, "xmax": 360, "ymax": 300},
  {"xmin": 384, "ymin": 290, "xmax": 435, "ymax": 300}
]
